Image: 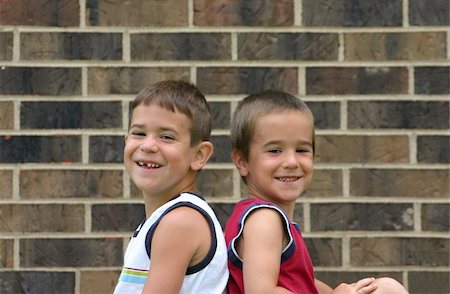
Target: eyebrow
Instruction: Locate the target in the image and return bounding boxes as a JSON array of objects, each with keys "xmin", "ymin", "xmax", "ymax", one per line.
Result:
[{"xmin": 264, "ymin": 139, "xmax": 313, "ymax": 147}]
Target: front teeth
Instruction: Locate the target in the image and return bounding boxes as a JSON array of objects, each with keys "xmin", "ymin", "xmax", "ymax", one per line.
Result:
[
  {"xmin": 278, "ymin": 177, "xmax": 297, "ymax": 182},
  {"xmin": 138, "ymin": 161, "xmax": 160, "ymax": 168}
]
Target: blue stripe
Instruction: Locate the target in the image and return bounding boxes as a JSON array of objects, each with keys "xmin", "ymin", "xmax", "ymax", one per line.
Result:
[{"xmin": 119, "ymin": 273, "xmax": 147, "ymax": 284}]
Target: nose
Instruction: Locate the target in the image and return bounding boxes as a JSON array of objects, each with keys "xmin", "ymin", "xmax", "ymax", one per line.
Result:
[
  {"xmin": 140, "ymin": 136, "xmax": 159, "ymax": 153},
  {"xmin": 282, "ymin": 151, "xmax": 299, "ymax": 169}
]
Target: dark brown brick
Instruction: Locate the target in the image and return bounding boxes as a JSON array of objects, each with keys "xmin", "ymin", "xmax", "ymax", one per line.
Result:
[
  {"xmin": 348, "ymin": 101, "xmax": 449, "ymax": 129},
  {"xmin": 307, "ymin": 102, "xmax": 340, "ymax": 129},
  {"xmin": 131, "ymin": 33, "xmax": 231, "ymax": 61},
  {"xmin": 210, "ymin": 135, "xmax": 232, "ymax": 163},
  {"xmin": 0, "ymin": 239, "xmax": 14, "ymax": 267},
  {"xmin": 197, "ymin": 169, "xmax": 233, "ymax": 197},
  {"xmin": 350, "ymin": 169, "xmax": 449, "ymax": 197},
  {"xmin": 86, "ymin": 0, "xmax": 187, "ymax": 26},
  {"xmin": 0, "ymin": 32, "xmax": 13, "ymax": 60},
  {"xmin": 305, "ymin": 238, "xmax": 342, "ymax": 267},
  {"xmin": 409, "ymin": 0, "xmax": 450, "ymax": 26},
  {"xmin": 0, "ymin": 271, "xmax": 75, "ymax": 293},
  {"xmin": 408, "ymin": 271, "xmax": 450, "ymax": 294},
  {"xmin": 20, "ymin": 170, "xmax": 123, "ymax": 199},
  {"xmin": 345, "ymin": 32, "xmax": 447, "ymax": 60},
  {"xmin": 197, "ymin": 67, "xmax": 298, "ymax": 95},
  {"xmin": 238, "ymin": 33, "xmax": 338, "ymax": 60},
  {"xmin": 305, "ymin": 170, "xmax": 343, "ymax": 197},
  {"xmin": 315, "ymin": 272, "xmax": 404, "ymax": 289},
  {"xmin": 20, "ymin": 238, "xmax": 123, "ymax": 267},
  {"xmin": 415, "ymin": 67, "xmax": 450, "ymax": 94},
  {"xmin": 88, "ymin": 67, "xmax": 190, "ymax": 95},
  {"xmin": 89, "ymin": 136, "xmax": 124, "ymax": 163},
  {"xmin": 0, "ymin": 170, "xmax": 12, "ymax": 199},
  {"xmin": 20, "ymin": 102, "xmax": 122, "ymax": 129},
  {"xmin": 0, "ymin": 102, "xmax": 14, "ymax": 129},
  {"xmin": 210, "ymin": 102, "xmax": 231, "ymax": 129},
  {"xmin": 210, "ymin": 203, "xmax": 235, "ymax": 229},
  {"xmin": 194, "ymin": 0, "xmax": 293, "ymax": 26},
  {"xmin": 21, "ymin": 33, "xmax": 122, "ymax": 60},
  {"xmin": 0, "ymin": 136, "xmax": 81, "ymax": 163},
  {"xmin": 92, "ymin": 204, "xmax": 144, "ymax": 232},
  {"xmin": 302, "ymin": 0, "xmax": 402, "ymax": 27},
  {"xmin": 0, "ymin": 204, "xmax": 84, "ymax": 232},
  {"xmin": 422, "ymin": 204, "xmax": 450, "ymax": 232},
  {"xmin": 306, "ymin": 67, "xmax": 408, "ymax": 95},
  {"xmin": 0, "ymin": 0, "xmax": 79, "ymax": 26},
  {"xmin": 80, "ymin": 270, "xmax": 120, "ymax": 294},
  {"xmin": 0, "ymin": 67, "xmax": 81, "ymax": 95},
  {"xmin": 315, "ymin": 135, "xmax": 409, "ymax": 163},
  {"xmin": 351, "ymin": 237, "xmax": 450, "ymax": 266},
  {"xmin": 130, "ymin": 181, "xmax": 142, "ymax": 199},
  {"xmin": 417, "ymin": 135, "xmax": 450, "ymax": 163},
  {"xmin": 310, "ymin": 203, "xmax": 414, "ymax": 231}
]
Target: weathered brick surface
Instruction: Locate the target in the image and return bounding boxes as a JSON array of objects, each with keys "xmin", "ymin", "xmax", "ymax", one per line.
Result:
[
  {"xmin": 21, "ymin": 102, "xmax": 122, "ymax": 129},
  {"xmin": 417, "ymin": 135, "xmax": 450, "ymax": 163},
  {"xmin": 306, "ymin": 67, "xmax": 408, "ymax": 95},
  {"xmin": 80, "ymin": 270, "xmax": 120, "ymax": 294},
  {"xmin": 194, "ymin": 0, "xmax": 294, "ymax": 26},
  {"xmin": 408, "ymin": 271, "xmax": 450, "ymax": 294},
  {"xmin": 131, "ymin": 33, "xmax": 231, "ymax": 61},
  {"xmin": 350, "ymin": 169, "xmax": 449, "ymax": 197},
  {"xmin": 0, "ymin": 271, "xmax": 75, "ymax": 293},
  {"xmin": 0, "ymin": 33, "xmax": 13, "ymax": 61},
  {"xmin": 20, "ymin": 238, "xmax": 123, "ymax": 267},
  {"xmin": 89, "ymin": 136, "xmax": 124, "ymax": 163},
  {"xmin": 348, "ymin": 101, "xmax": 449, "ymax": 129},
  {"xmin": 302, "ymin": 0, "xmax": 403, "ymax": 27},
  {"xmin": 315, "ymin": 135, "xmax": 409, "ymax": 163},
  {"xmin": 238, "ymin": 33, "xmax": 338, "ymax": 60},
  {"xmin": 0, "ymin": 170, "xmax": 12, "ymax": 199},
  {"xmin": 0, "ymin": 67, "xmax": 81, "ymax": 95},
  {"xmin": 88, "ymin": 67, "xmax": 190, "ymax": 95},
  {"xmin": 0, "ymin": 136, "xmax": 81, "ymax": 163},
  {"xmin": 92, "ymin": 204, "xmax": 145, "ymax": 232},
  {"xmin": 409, "ymin": 0, "xmax": 450, "ymax": 26},
  {"xmin": 21, "ymin": 33, "xmax": 122, "ymax": 60},
  {"xmin": 197, "ymin": 67, "xmax": 298, "ymax": 94},
  {"xmin": 20, "ymin": 170, "xmax": 123, "ymax": 199},
  {"xmin": 1, "ymin": 1, "xmax": 448, "ymax": 292},
  {"xmin": 86, "ymin": 0, "xmax": 188, "ymax": 27},
  {"xmin": 351, "ymin": 237, "xmax": 450, "ymax": 266},
  {"xmin": 0, "ymin": 204, "xmax": 84, "ymax": 232},
  {"xmin": 345, "ymin": 32, "xmax": 447, "ymax": 60},
  {"xmin": 310, "ymin": 204, "xmax": 414, "ymax": 231},
  {"xmin": 422, "ymin": 204, "xmax": 450, "ymax": 232},
  {"xmin": 0, "ymin": 0, "xmax": 79, "ymax": 26},
  {"xmin": 415, "ymin": 66, "xmax": 450, "ymax": 94},
  {"xmin": 0, "ymin": 239, "xmax": 14, "ymax": 267},
  {"xmin": 0, "ymin": 102, "xmax": 14, "ymax": 129}
]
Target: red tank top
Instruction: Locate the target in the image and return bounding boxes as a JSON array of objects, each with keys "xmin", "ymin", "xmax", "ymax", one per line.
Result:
[{"xmin": 224, "ymin": 198, "xmax": 318, "ymax": 294}]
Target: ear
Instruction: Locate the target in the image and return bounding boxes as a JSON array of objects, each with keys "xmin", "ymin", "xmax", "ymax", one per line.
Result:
[
  {"xmin": 231, "ymin": 148, "xmax": 249, "ymax": 177},
  {"xmin": 190, "ymin": 141, "xmax": 214, "ymax": 171}
]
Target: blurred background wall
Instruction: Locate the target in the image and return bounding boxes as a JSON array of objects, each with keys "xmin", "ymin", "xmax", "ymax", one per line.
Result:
[{"xmin": 0, "ymin": 0, "xmax": 449, "ymax": 293}]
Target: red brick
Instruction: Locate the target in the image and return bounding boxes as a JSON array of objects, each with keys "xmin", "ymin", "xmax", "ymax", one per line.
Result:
[
  {"xmin": 306, "ymin": 170, "xmax": 343, "ymax": 197},
  {"xmin": 0, "ymin": 102, "xmax": 14, "ymax": 129},
  {"xmin": 80, "ymin": 270, "xmax": 120, "ymax": 294},
  {"xmin": 0, "ymin": 32, "xmax": 13, "ymax": 60},
  {"xmin": 0, "ymin": 170, "xmax": 12, "ymax": 199},
  {"xmin": 0, "ymin": 239, "xmax": 14, "ymax": 268}
]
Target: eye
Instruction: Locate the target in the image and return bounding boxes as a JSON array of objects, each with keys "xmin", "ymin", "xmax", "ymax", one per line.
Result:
[
  {"xmin": 131, "ymin": 131, "xmax": 145, "ymax": 137},
  {"xmin": 297, "ymin": 147, "xmax": 312, "ymax": 153},
  {"xmin": 268, "ymin": 149, "xmax": 282, "ymax": 154},
  {"xmin": 161, "ymin": 134, "xmax": 175, "ymax": 141}
]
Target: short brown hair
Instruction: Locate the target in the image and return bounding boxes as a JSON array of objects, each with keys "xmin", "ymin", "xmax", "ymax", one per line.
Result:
[
  {"xmin": 130, "ymin": 80, "xmax": 211, "ymax": 146},
  {"xmin": 231, "ymin": 90, "xmax": 315, "ymax": 161}
]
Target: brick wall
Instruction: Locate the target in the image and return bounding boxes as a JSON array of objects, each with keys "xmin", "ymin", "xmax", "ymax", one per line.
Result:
[{"xmin": 0, "ymin": 0, "xmax": 449, "ymax": 293}]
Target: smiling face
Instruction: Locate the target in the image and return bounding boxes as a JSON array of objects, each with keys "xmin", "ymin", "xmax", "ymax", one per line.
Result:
[
  {"xmin": 233, "ymin": 110, "xmax": 314, "ymax": 212},
  {"xmin": 124, "ymin": 103, "xmax": 202, "ymax": 201}
]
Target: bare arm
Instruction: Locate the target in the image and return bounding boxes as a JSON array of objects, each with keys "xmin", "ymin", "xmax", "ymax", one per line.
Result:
[
  {"xmin": 315, "ymin": 279, "xmax": 333, "ymax": 294},
  {"xmin": 142, "ymin": 207, "xmax": 210, "ymax": 294},
  {"xmin": 240, "ymin": 208, "xmax": 292, "ymax": 294}
]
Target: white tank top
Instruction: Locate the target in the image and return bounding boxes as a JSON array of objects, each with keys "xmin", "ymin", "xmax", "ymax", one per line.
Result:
[{"xmin": 114, "ymin": 192, "xmax": 228, "ymax": 294}]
